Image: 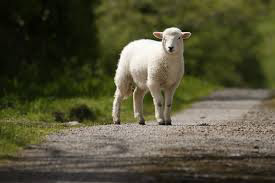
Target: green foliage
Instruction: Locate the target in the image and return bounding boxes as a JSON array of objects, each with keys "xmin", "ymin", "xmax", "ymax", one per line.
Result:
[
  {"xmin": 1, "ymin": 0, "xmax": 273, "ymax": 97},
  {"xmin": 96, "ymin": 0, "xmax": 268, "ymax": 87},
  {"xmin": 257, "ymin": 1, "xmax": 275, "ymax": 88},
  {"xmin": 0, "ymin": 76, "xmax": 217, "ymax": 124},
  {"xmin": 0, "ymin": 0, "xmax": 99, "ymax": 97}
]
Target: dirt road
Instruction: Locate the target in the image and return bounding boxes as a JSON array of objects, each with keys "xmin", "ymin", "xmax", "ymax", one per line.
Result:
[{"xmin": 1, "ymin": 89, "xmax": 275, "ymax": 183}]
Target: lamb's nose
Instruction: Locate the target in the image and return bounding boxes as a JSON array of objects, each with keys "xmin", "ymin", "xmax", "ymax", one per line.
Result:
[{"xmin": 168, "ymin": 46, "xmax": 174, "ymax": 52}]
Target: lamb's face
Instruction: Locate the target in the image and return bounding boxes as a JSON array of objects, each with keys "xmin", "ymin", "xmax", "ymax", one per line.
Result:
[{"xmin": 153, "ymin": 27, "xmax": 191, "ymax": 55}]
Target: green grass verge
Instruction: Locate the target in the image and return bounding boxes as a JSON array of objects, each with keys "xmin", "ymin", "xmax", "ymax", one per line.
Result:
[
  {"xmin": 0, "ymin": 121, "xmax": 64, "ymax": 161},
  {"xmin": 0, "ymin": 76, "xmax": 219, "ymax": 160}
]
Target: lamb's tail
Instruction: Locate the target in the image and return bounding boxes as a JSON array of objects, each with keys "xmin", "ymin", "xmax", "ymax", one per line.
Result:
[{"xmin": 114, "ymin": 68, "xmax": 134, "ymax": 100}]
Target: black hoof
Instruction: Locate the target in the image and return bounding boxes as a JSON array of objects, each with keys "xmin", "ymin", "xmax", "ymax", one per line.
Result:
[
  {"xmin": 139, "ymin": 119, "xmax": 145, "ymax": 125},
  {"xmin": 165, "ymin": 121, "xmax": 172, "ymax": 125},
  {"xmin": 114, "ymin": 120, "xmax": 121, "ymax": 125}
]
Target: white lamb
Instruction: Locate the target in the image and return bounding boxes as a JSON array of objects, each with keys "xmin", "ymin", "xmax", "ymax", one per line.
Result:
[{"xmin": 112, "ymin": 27, "xmax": 191, "ymax": 125}]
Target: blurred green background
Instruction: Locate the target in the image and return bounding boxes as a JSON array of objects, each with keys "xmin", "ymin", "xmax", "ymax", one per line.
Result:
[{"xmin": 1, "ymin": 0, "xmax": 275, "ymax": 98}]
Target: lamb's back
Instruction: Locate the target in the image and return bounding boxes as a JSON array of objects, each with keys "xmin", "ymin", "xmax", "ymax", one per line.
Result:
[
  {"xmin": 122, "ymin": 39, "xmax": 161, "ymax": 62},
  {"xmin": 119, "ymin": 39, "xmax": 161, "ymax": 89}
]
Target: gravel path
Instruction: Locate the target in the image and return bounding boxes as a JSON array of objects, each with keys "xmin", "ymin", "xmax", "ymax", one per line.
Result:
[{"xmin": 1, "ymin": 89, "xmax": 275, "ymax": 183}]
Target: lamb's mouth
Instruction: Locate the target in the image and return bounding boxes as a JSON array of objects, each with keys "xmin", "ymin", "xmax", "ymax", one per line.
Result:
[{"xmin": 167, "ymin": 50, "xmax": 176, "ymax": 54}]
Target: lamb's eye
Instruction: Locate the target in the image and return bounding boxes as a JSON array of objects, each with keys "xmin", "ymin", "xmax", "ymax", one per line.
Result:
[{"xmin": 178, "ymin": 37, "xmax": 181, "ymax": 40}]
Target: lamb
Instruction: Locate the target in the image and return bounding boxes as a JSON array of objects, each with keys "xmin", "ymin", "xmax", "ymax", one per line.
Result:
[{"xmin": 112, "ymin": 27, "xmax": 191, "ymax": 125}]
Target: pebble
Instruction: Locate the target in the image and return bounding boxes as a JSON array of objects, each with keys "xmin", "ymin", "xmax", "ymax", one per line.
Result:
[{"xmin": 65, "ymin": 121, "xmax": 80, "ymax": 126}]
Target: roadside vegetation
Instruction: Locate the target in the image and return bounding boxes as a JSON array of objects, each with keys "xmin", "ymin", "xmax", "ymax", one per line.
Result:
[
  {"xmin": 0, "ymin": 122, "xmax": 63, "ymax": 160},
  {"xmin": 0, "ymin": 77, "xmax": 218, "ymax": 159}
]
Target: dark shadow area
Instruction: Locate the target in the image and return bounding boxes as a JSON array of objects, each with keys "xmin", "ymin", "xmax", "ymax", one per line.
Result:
[
  {"xmin": 1, "ymin": 169, "xmax": 274, "ymax": 183},
  {"xmin": 0, "ymin": 171, "xmax": 148, "ymax": 183},
  {"xmin": 1, "ymin": 153, "xmax": 275, "ymax": 183}
]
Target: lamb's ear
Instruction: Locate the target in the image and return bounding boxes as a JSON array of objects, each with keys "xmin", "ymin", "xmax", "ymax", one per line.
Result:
[
  {"xmin": 153, "ymin": 32, "xmax": 163, "ymax": 39},
  {"xmin": 181, "ymin": 32, "xmax": 191, "ymax": 40}
]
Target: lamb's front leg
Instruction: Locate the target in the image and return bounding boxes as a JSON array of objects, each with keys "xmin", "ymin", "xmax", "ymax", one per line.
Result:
[
  {"xmin": 164, "ymin": 87, "xmax": 176, "ymax": 125},
  {"xmin": 148, "ymin": 83, "xmax": 164, "ymax": 125}
]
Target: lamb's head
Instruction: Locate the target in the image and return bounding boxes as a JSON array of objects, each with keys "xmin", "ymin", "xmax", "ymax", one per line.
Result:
[{"xmin": 153, "ymin": 27, "xmax": 191, "ymax": 55}]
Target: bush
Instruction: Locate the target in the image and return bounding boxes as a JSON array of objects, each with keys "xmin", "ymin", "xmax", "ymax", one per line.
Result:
[{"xmin": 69, "ymin": 104, "xmax": 96, "ymax": 122}]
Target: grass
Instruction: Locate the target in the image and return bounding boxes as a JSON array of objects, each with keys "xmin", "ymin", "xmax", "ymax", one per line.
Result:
[
  {"xmin": 0, "ymin": 121, "xmax": 64, "ymax": 160},
  {"xmin": 0, "ymin": 76, "xmax": 219, "ymax": 160}
]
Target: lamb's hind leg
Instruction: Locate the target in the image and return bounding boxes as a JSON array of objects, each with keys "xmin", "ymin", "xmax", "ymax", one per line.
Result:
[
  {"xmin": 133, "ymin": 87, "xmax": 147, "ymax": 125},
  {"xmin": 112, "ymin": 89, "xmax": 123, "ymax": 125}
]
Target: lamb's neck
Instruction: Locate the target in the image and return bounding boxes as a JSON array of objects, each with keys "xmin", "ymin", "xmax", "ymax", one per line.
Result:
[{"xmin": 164, "ymin": 52, "xmax": 183, "ymax": 62}]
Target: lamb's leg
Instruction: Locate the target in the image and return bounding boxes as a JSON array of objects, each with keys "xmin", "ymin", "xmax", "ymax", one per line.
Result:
[
  {"xmin": 112, "ymin": 89, "xmax": 123, "ymax": 125},
  {"xmin": 148, "ymin": 83, "xmax": 164, "ymax": 125},
  {"xmin": 164, "ymin": 87, "xmax": 176, "ymax": 125},
  {"xmin": 133, "ymin": 87, "xmax": 147, "ymax": 125}
]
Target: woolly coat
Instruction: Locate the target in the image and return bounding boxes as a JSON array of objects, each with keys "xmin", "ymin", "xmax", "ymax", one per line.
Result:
[{"xmin": 114, "ymin": 39, "xmax": 184, "ymax": 98}]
